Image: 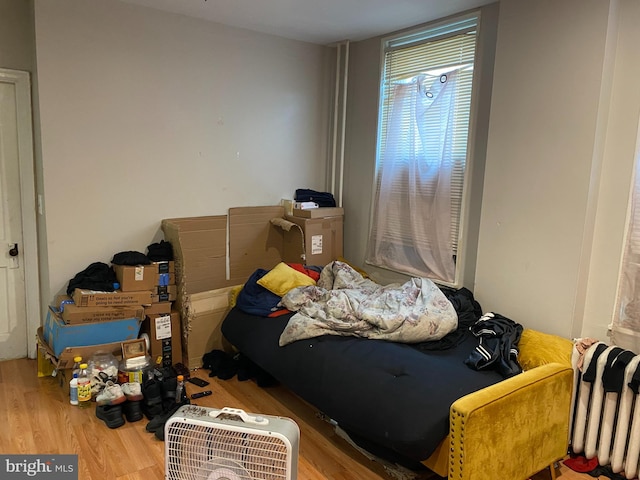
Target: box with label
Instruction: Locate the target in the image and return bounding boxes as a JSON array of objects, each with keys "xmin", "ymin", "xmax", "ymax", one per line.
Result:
[
  {"xmin": 113, "ymin": 264, "xmax": 157, "ymax": 292},
  {"xmin": 282, "ymin": 215, "xmax": 343, "ymax": 266},
  {"xmin": 72, "ymin": 289, "xmax": 153, "ymax": 307},
  {"xmin": 140, "ymin": 312, "xmax": 182, "ymax": 367},
  {"xmin": 43, "ymin": 306, "xmax": 143, "ymax": 357}
]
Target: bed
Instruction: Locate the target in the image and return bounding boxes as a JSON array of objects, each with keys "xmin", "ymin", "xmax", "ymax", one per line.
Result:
[{"xmin": 220, "ymin": 261, "xmax": 575, "ymax": 479}]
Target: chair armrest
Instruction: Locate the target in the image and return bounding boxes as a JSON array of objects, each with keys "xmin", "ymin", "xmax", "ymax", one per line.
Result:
[{"xmin": 448, "ymin": 362, "xmax": 573, "ymax": 480}]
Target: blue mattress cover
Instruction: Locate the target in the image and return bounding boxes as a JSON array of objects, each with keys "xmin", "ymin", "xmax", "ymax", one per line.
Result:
[{"xmin": 221, "ymin": 307, "xmax": 504, "ymax": 462}]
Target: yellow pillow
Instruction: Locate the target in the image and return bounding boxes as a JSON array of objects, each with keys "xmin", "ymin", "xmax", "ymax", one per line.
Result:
[{"xmin": 257, "ymin": 262, "xmax": 316, "ymax": 297}]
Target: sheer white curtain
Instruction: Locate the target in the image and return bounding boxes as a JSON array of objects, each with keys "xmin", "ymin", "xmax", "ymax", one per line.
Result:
[
  {"xmin": 367, "ymin": 69, "xmax": 461, "ymax": 283},
  {"xmin": 612, "ymin": 122, "xmax": 640, "ymax": 352}
]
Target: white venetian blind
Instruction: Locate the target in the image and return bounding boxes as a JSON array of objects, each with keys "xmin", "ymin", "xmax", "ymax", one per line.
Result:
[{"xmin": 377, "ymin": 17, "xmax": 477, "ymax": 254}]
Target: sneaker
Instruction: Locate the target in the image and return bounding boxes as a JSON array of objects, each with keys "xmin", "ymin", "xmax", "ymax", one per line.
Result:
[
  {"xmin": 96, "ymin": 404, "xmax": 125, "ymax": 429},
  {"xmin": 121, "ymin": 382, "xmax": 143, "ymax": 401},
  {"xmin": 122, "ymin": 400, "xmax": 143, "ymax": 422},
  {"xmin": 95, "ymin": 381, "xmax": 125, "ymax": 406}
]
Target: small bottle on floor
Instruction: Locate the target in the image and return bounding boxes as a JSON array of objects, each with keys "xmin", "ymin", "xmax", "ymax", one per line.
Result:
[
  {"xmin": 175, "ymin": 375, "xmax": 185, "ymax": 404},
  {"xmin": 77, "ymin": 363, "xmax": 92, "ymax": 408},
  {"xmin": 69, "ymin": 372, "xmax": 78, "ymax": 406}
]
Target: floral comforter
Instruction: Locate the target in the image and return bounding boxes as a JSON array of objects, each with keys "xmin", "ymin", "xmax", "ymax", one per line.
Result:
[{"xmin": 278, "ymin": 261, "xmax": 458, "ymax": 346}]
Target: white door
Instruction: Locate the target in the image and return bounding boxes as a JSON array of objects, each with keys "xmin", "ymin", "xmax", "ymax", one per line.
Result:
[{"xmin": 0, "ymin": 69, "xmax": 36, "ymax": 360}]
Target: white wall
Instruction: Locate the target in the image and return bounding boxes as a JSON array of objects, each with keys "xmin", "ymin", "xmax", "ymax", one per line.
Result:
[
  {"xmin": 582, "ymin": 0, "xmax": 640, "ymax": 339},
  {"xmin": 33, "ymin": 0, "xmax": 331, "ymax": 300},
  {"xmin": 474, "ymin": 0, "xmax": 640, "ymax": 339}
]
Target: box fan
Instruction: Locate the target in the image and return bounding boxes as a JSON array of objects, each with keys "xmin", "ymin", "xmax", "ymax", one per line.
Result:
[{"xmin": 165, "ymin": 406, "xmax": 299, "ymax": 480}]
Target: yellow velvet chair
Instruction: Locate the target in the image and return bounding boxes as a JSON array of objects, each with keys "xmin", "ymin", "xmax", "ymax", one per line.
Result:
[{"xmin": 422, "ymin": 329, "xmax": 574, "ymax": 480}]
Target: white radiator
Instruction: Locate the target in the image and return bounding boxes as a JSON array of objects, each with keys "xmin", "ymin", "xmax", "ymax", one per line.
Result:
[{"xmin": 570, "ymin": 342, "xmax": 640, "ymax": 479}]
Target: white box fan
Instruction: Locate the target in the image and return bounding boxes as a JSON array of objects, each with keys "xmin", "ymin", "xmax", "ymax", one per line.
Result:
[{"xmin": 165, "ymin": 406, "xmax": 299, "ymax": 480}]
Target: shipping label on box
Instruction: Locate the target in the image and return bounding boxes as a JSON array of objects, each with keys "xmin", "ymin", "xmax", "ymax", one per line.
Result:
[
  {"xmin": 141, "ymin": 312, "xmax": 182, "ymax": 367},
  {"xmin": 61, "ymin": 304, "xmax": 144, "ymax": 325},
  {"xmin": 72, "ymin": 289, "xmax": 153, "ymax": 307}
]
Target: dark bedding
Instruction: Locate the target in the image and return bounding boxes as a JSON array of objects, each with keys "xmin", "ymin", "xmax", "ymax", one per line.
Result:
[{"xmin": 221, "ymin": 306, "xmax": 504, "ymax": 463}]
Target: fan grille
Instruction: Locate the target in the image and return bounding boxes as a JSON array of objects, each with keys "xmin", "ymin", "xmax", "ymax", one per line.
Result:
[{"xmin": 166, "ymin": 420, "xmax": 291, "ymax": 480}]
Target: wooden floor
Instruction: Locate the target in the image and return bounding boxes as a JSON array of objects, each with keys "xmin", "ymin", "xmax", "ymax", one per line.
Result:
[{"xmin": 0, "ymin": 358, "xmax": 606, "ymax": 480}]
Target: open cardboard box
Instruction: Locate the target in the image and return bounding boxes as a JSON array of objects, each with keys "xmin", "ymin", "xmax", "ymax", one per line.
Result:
[
  {"xmin": 37, "ymin": 327, "xmax": 123, "ymax": 371},
  {"xmin": 162, "ymin": 205, "xmax": 344, "ymax": 368}
]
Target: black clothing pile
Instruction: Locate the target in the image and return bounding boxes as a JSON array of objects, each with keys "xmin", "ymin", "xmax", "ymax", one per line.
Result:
[
  {"xmin": 464, "ymin": 312, "xmax": 523, "ymax": 378},
  {"xmin": 147, "ymin": 240, "xmax": 173, "ymax": 262},
  {"xmin": 202, "ymin": 350, "xmax": 278, "ymax": 388},
  {"xmin": 111, "ymin": 251, "xmax": 150, "ymax": 266},
  {"xmin": 66, "ymin": 262, "xmax": 118, "ymax": 295}
]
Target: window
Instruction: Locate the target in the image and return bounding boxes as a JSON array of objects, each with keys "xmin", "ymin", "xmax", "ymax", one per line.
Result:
[
  {"xmin": 365, "ymin": 15, "xmax": 478, "ymax": 285},
  {"xmin": 612, "ymin": 122, "xmax": 640, "ymax": 353}
]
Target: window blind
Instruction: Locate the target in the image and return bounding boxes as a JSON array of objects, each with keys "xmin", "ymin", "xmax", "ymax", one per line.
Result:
[{"xmin": 376, "ymin": 18, "xmax": 477, "ymax": 255}]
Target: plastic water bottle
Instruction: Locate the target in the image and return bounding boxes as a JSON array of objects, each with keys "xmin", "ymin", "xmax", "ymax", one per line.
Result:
[
  {"xmin": 69, "ymin": 373, "xmax": 79, "ymax": 406},
  {"xmin": 77, "ymin": 363, "xmax": 92, "ymax": 408},
  {"xmin": 175, "ymin": 375, "xmax": 184, "ymax": 404}
]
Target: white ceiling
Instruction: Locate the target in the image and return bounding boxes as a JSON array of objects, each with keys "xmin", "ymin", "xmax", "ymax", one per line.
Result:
[{"xmin": 119, "ymin": 0, "xmax": 497, "ymax": 45}]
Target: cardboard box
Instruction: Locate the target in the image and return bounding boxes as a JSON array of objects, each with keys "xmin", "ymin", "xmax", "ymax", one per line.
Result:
[
  {"xmin": 140, "ymin": 312, "xmax": 182, "ymax": 367},
  {"xmin": 113, "ymin": 264, "xmax": 158, "ymax": 292},
  {"xmin": 162, "ymin": 216, "xmax": 230, "ymax": 295},
  {"xmin": 283, "ymin": 215, "xmax": 343, "ymax": 267},
  {"xmin": 43, "ymin": 307, "xmax": 142, "ymax": 357},
  {"xmin": 292, "ymin": 207, "xmax": 344, "ymax": 218},
  {"xmin": 37, "ymin": 327, "xmax": 124, "ymax": 370},
  {"xmin": 144, "ymin": 302, "xmax": 173, "ymax": 315},
  {"xmin": 72, "ymin": 289, "xmax": 153, "ymax": 307},
  {"xmin": 61, "ymin": 304, "xmax": 144, "ymax": 325},
  {"xmin": 228, "ymin": 206, "xmax": 287, "ymax": 285},
  {"xmin": 182, "ymin": 286, "xmax": 237, "ymax": 369}
]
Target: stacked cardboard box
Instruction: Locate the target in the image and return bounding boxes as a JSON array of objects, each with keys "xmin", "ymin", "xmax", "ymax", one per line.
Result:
[
  {"xmin": 163, "ymin": 209, "xmax": 288, "ymax": 368},
  {"xmin": 41, "ymin": 291, "xmax": 148, "ymax": 370},
  {"xmin": 114, "ymin": 260, "xmax": 183, "ymax": 368}
]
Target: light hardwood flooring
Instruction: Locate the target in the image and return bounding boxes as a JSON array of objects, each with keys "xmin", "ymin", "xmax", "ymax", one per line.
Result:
[{"xmin": 0, "ymin": 358, "xmax": 606, "ymax": 480}]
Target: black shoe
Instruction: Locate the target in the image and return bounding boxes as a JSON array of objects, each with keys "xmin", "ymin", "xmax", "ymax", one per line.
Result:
[
  {"xmin": 141, "ymin": 379, "xmax": 163, "ymax": 420},
  {"xmin": 161, "ymin": 376, "xmax": 178, "ymax": 410},
  {"xmin": 123, "ymin": 400, "xmax": 143, "ymax": 422},
  {"xmin": 96, "ymin": 404, "xmax": 125, "ymax": 429},
  {"xmin": 145, "ymin": 402, "xmax": 182, "ymax": 434}
]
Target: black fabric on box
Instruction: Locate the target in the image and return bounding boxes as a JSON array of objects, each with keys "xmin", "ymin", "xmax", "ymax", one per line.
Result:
[
  {"xmin": 294, "ymin": 188, "xmax": 336, "ymax": 207},
  {"xmin": 111, "ymin": 251, "xmax": 150, "ymax": 266},
  {"xmin": 147, "ymin": 240, "xmax": 174, "ymax": 261},
  {"xmin": 66, "ymin": 262, "xmax": 118, "ymax": 296},
  {"xmin": 221, "ymin": 307, "xmax": 503, "ymax": 462}
]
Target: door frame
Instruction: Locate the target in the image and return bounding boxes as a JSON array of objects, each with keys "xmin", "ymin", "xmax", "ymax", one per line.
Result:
[{"xmin": 1, "ymin": 68, "xmax": 40, "ymax": 359}]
